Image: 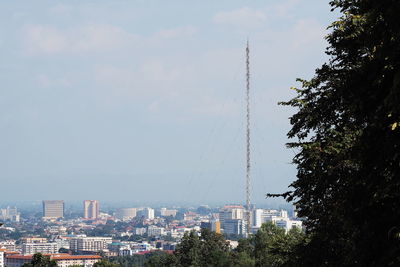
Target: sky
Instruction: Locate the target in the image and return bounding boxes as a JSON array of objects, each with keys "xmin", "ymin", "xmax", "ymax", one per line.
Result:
[{"xmin": 0, "ymin": 0, "xmax": 338, "ymax": 206}]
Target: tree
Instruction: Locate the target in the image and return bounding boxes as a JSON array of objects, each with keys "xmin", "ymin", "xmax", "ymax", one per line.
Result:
[
  {"xmin": 278, "ymin": 0, "xmax": 400, "ymax": 265},
  {"xmin": 232, "ymin": 222, "xmax": 305, "ymax": 267},
  {"xmin": 92, "ymin": 259, "xmax": 120, "ymax": 267},
  {"xmin": 22, "ymin": 253, "xmax": 57, "ymax": 267},
  {"xmin": 145, "ymin": 228, "xmax": 231, "ymax": 267}
]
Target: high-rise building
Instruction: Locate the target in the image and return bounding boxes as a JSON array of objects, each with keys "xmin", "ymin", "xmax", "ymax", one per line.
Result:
[
  {"xmin": 137, "ymin": 208, "xmax": 154, "ymax": 220},
  {"xmin": 223, "ymin": 219, "xmax": 246, "ymax": 235},
  {"xmin": 83, "ymin": 200, "xmax": 99, "ymax": 220},
  {"xmin": 42, "ymin": 200, "xmax": 64, "ymax": 219},
  {"xmin": 0, "ymin": 207, "xmax": 20, "ymax": 222},
  {"xmin": 115, "ymin": 208, "xmax": 137, "ymax": 221},
  {"xmin": 200, "ymin": 220, "xmax": 221, "ymax": 234}
]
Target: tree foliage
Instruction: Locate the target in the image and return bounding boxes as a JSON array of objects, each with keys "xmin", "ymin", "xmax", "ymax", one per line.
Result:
[
  {"xmin": 145, "ymin": 228, "xmax": 231, "ymax": 267},
  {"xmin": 145, "ymin": 224, "xmax": 304, "ymax": 267},
  {"xmin": 278, "ymin": 0, "xmax": 400, "ymax": 265},
  {"xmin": 21, "ymin": 253, "xmax": 57, "ymax": 267},
  {"xmin": 232, "ymin": 223, "xmax": 305, "ymax": 267},
  {"xmin": 93, "ymin": 259, "xmax": 120, "ymax": 267}
]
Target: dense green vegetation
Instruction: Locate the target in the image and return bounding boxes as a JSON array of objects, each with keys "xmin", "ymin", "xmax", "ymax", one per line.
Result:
[
  {"xmin": 273, "ymin": 0, "xmax": 400, "ymax": 265},
  {"xmin": 143, "ymin": 225, "xmax": 304, "ymax": 267}
]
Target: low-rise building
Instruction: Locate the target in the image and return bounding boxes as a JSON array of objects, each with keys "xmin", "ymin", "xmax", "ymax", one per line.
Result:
[
  {"xmin": 6, "ymin": 254, "xmax": 101, "ymax": 267},
  {"xmin": 69, "ymin": 237, "xmax": 112, "ymax": 253},
  {"xmin": 272, "ymin": 218, "xmax": 302, "ymax": 232},
  {"xmin": 20, "ymin": 237, "xmax": 47, "ymax": 244},
  {"xmin": 147, "ymin": 226, "xmax": 165, "ymax": 237},
  {"xmin": 22, "ymin": 243, "xmax": 58, "ymax": 255},
  {"xmin": 0, "ymin": 240, "xmax": 16, "ymax": 252}
]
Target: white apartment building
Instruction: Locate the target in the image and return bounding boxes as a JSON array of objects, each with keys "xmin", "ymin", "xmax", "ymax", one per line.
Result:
[
  {"xmin": 69, "ymin": 237, "xmax": 112, "ymax": 253},
  {"xmin": 0, "ymin": 207, "xmax": 20, "ymax": 222},
  {"xmin": 0, "ymin": 240, "xmax": 16, "ymax": 251},
  {"xmin": 272, "ymin": 217, "xmax": 303, "ymax": 232},
  {"xmin": 223, "ymin": 219, "xmax": 246, "ymax": 235},
  {"xmin": 147, "ymin": 225, "xmax": 165, "ymax": 237},
  {"xmin": 55, "ymin": 237, "xmax": 70, "ymax": 250},
  {"xmin": 0, "ymin": 249, "xmax": 5, "ymax": 267},
  {"xmin": 160, "ymin": 208, "xmax": 177, "ymax": 217},
  {"xmin": 253, "ymin": 209, "xmax": 288, "ymax": 228},
  {"xmin": 133, "ymin": 227, "xmax": 147, "ymax": 235},
  {"xmin": 22, "ymin": 242, "xmax": 58, "ymax": 255},
  {"xmin": 219, "ymin": 205, "xmax": 245, "ymax": 232},
  {"xmin": 137, "ymin": 208, "xmax": 154, "ymax": 220}
]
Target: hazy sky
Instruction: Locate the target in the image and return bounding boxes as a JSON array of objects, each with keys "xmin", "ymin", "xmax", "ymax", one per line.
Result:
[{"xmin": 0, "ymin": 0, "xmax": 338, "ymax": 205}]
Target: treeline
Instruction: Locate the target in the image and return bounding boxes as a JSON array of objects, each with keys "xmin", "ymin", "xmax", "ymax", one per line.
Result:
[{"xmin": 143, "ymin": 226, "xmax": 304, "ymax": 267}]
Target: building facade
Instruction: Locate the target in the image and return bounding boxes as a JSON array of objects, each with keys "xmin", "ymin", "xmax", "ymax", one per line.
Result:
[
  {"xmin": 42, "ymin": 200, "xmax": 64, "ymax": 219},
  {"xmin": 83, "ymin": 200, "xmax": 100, "ymax": 220},
  {"xmin": 0, "ymin": 249, "xmax": 4, "ymax": 267},
  {"xmin": 69, "ymin": 237, "xmax": 112, "ymax": 253},
  {"xmin": 115, "ymin": 208, "xmax": 136, "ymax": 221},
  {"xmin": 21, "ymin": 243, "xmax": 58, "ymax": 255},
  {"xmin": 0, "ymin": 241, "xmax": 16, "ymax": 251},
  {"xmin": 147, "ymin": 225, "xmax": 164, "ymax": 237},
  {"xmin": 6, "ymin": 254, "xmax": 101, "ymax": 267},
  {"xmin": 223, "ymin": 219, "xmax": 246, "ymax": 235},
  {"xmin": 219, "ymin": 205, "xmax": 245, "ymax": 233},
  {"xmin": 137, "ymin": 208, "xmax": 154, "ymax": 220},
  {"xmin": 160, "ymin": 208, "xmax": 177, "ymax": 217},
  {"xmin": 0, "ymin": 207, "xmax": 20, "ymax": 222}
]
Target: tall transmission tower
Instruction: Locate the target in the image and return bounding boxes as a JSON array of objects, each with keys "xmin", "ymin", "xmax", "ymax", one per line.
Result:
[{"xmin": 245, "ymin": 40, "xmax": 251, "ymax": 235}]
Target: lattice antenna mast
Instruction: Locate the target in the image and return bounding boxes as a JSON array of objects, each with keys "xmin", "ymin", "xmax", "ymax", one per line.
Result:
[{"xmin": 245, "ymin": 40, "xmax": 251, "ymax": 235}]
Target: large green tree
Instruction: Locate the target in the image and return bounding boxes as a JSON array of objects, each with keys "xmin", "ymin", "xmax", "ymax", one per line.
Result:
[
  {"xmin": 145, "ymin": 228, "xmax": 231, "ymax": 267},
  {"xmin": 279, "ymin": 0, "xmax": 400, "ymax": 265},
  {"xmin": 233, "ymin": 222, "xmax": 305, "ymax": 267},
  {"xmin": 21, "ymin": 253, "xmax": 57, "ymax": 267}
]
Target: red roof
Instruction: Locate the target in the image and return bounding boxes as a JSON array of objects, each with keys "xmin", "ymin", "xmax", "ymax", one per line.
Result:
[{"xmin": 7, "ymin": 254, "xmax": 101, "ymax": 260}]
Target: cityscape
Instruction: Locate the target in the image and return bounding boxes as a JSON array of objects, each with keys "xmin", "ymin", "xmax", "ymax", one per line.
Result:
[
  {"xmin": 0, "ymin": 200, "xmax": 301, "ymax": 266},
  {"xmin": 1, "ymin": 0, "xmax": 398, "ymax": 266}
]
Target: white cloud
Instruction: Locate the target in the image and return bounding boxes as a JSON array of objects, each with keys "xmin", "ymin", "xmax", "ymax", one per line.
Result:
[
  {"xmin": 49, "ymin": 4, "xmax": 73, "ymax": 15},
  {"xmin": 155, "ymin": 26, "xmax": 197, "ymax": 39},
  {"xmin": 93, "ymin": 61, "xmax": 187, "ymax": 100},
  {"xmin": 291, "ymin": 19, "xmax": 326, "ymax": 49},
  {"xmin": 213, "ymin": 7, "xmax": 267, "ymax": 29},
  {"xmin": 36, "ymin": 74, "xmax": 71, "ymax": 88},
  {"xmin": 22, "ymin": 24, "xmax": 197, "ymax": 55},
  {"xmin": 191, "ymin": 96, "xmax": 240, "ymax": 117},
  {"xmin": 273, "ymin": 0, "xmax": 300, "ymax": 18},
  {"xmin": 148, "ymin": 101, "xmax": 160, "ymax": 112},
  {"xmin": 23, "ymin": 24, "xmax": 139, "ymax": 55},
  {"xmin": 24, "ymin": 25, "xmax": 67, "ymax": 54}
]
